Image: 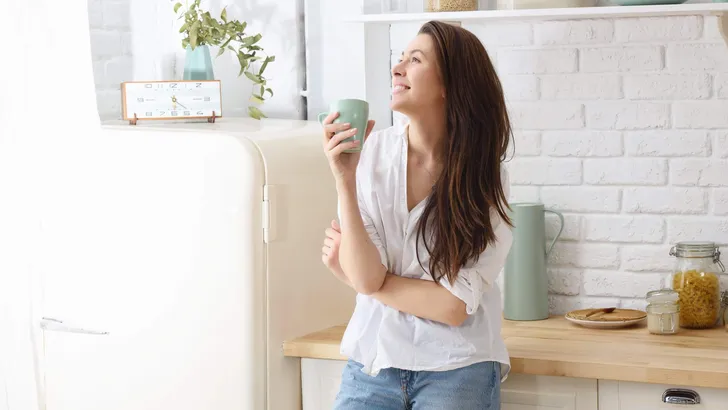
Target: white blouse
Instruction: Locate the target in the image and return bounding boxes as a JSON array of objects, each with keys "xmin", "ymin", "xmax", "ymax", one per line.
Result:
[{"xmin": 337, "ymin": 123, "xmax": 514, "ymax": 381}]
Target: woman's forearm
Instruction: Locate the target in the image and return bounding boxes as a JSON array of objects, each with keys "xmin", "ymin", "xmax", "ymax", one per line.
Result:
[
  {"xmin": 371, "ymin": 274, "xmax": 468, "ymax": 327},
  {"xmin": 336, "ymin": 180, "xmax": 387, "ymax": 294}
]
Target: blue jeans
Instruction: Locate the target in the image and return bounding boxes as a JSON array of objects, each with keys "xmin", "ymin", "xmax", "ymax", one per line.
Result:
[{"xmin": 333, "ymin": 359, "xmax": 501, "ymax": 410}]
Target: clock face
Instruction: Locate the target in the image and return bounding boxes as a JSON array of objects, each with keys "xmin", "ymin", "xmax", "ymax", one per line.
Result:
[{"xmin": 121, "ymin": 80, "xmax": 223, "ymax": 121}]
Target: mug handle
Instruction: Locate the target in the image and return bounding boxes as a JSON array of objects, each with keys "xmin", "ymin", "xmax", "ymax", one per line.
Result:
[
  {"xmin": 317, "ymin": 112, "xmax": 329, "ymax": 124},
  {"xmin": 544, "ymin": 209, "xmax": 564, "ymax": 258}
]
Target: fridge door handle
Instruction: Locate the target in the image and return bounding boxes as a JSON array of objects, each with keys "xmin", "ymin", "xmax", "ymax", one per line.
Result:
[{"xmin": 40, "ymin": 317, "xmax": 109, "ymax": 335}]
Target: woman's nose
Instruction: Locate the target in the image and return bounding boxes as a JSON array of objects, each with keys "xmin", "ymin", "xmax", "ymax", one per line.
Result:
[{"xmin": 392, "ymin": 63, "xmax": 404, "ymax": 77}]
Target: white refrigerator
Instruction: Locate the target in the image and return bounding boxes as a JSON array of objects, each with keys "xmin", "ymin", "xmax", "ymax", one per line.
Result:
[{"xmin": 35, "ymin": 118, "xmax": 356, "ymax": 410}]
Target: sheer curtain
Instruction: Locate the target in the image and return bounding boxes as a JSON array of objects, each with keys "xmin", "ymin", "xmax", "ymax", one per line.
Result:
[{"xmin": 0, "ymin": 0, "xmax": 100, "ymax": 408}]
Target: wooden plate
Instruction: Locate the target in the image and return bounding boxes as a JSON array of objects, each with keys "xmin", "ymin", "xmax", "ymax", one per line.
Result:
[{"xmin": 565, "ymin": 308, "xmax": 647, "ymax": 329}]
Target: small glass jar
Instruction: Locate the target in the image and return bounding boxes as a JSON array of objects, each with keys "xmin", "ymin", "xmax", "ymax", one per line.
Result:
[
  {"xmin": 646, "ymin": 289, "xmax": 680, "ymax": 335},
  {"xmin": 668, "ymin": 241, "xmax": 726, "ymax": 329},
  {"xmin": 382, "ymin": 0, "xmax": 407, "ymax": 13},
  {"xmin": 425, "ymin": 0, "xmax": 478, "ymax": 12}
]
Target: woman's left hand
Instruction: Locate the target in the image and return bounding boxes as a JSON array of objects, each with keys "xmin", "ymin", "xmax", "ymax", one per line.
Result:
[{"xmin": 322, "ymin": 219, "xmax": 352, "ymax": 287}]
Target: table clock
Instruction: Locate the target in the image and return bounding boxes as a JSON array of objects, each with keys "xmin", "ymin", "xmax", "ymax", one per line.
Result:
[{"xmin": 121, "ymin": 80, "xmax": 223, "ymax": 125}]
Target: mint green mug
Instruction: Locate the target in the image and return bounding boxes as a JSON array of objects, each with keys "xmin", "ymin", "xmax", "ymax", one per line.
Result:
[{"xmin": 318, "ymin": 99, "xmax": 369, "ymax": 153}]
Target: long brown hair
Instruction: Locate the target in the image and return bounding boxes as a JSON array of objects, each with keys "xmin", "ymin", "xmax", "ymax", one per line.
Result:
[{"xmin": 415, "ymin": 21, "xmax": 513, "ymax": 285}]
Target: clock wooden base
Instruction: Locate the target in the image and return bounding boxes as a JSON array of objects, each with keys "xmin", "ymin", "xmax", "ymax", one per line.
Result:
[{"xmin": 128, "ymin": 111, "xmax": 218, "ymax": 125}]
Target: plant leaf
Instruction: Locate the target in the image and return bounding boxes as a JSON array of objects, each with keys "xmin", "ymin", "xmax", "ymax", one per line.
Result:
[
  {"xmin": 245, "ymin": 71, "xmax": 262, "ymax": 84},
  {"xmin": 265, "ymin": 88, "xmax": 274, "ymax": 97},
  {"xmin": 179, "ymin": 22, "xmax": 188, "ymax": 33},
  {"xmin": 259, "ymin": 56, "xmax": 273, "ymax": 75},
  {"xmin": 220, "ymin": 36, "xmax": 233, "ymax": 49},
  {"xmin": 173, "ymin": 2, "xmax": 183, "ymax": 13},
  {"xmin": 221, "ymin": 7, "xmax": 227, "ymax": 22},
  {"xmin": 237, "ymin": 54, "xmax": 249, "ymax": 76},
  {"xmin": 190, "ymin": 21, "xmax": 200, "ymax": 47},
  {"xmin": 250, "ymin": 95, "xmax": 264, "ymax": 104},
  {"xmin": 249, "ymin": 106, "xmax": 266, "ymax": 120},
  {"xmin": 241, "ymin": 34, "xmax": 261, "ymax": 46}
]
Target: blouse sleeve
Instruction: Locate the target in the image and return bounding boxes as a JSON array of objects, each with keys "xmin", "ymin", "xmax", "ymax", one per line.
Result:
[
  {"xmin": 438, "ymin": 216, "xmax": 513, "ymax": 314},
  {"xmin": 438, "ymin": 167, "xmax": 513, "ymax": 315},
  {"xmin": 335, "ymin": 131, "xmax": 389, "ymax": 269},
  {"xmin": 337, "ymin": 198, "xmax": 389, "ymax": 269}
]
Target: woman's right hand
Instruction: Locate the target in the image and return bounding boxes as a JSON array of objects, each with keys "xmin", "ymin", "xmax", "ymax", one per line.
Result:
[{"xmin": 321, "ymin": 112, "xmax": 374, "ymax": 184}]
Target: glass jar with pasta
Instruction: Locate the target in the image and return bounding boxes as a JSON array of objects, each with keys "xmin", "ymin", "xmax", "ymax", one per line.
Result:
[{"xmin": 668, "ymin": 241, "xmax": 726, "ymax": 329}]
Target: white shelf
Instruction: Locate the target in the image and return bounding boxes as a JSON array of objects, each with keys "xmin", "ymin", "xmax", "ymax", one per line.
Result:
[{"xmin": 350, "ymin": 3, "xmax": 728, "ymax": 24}]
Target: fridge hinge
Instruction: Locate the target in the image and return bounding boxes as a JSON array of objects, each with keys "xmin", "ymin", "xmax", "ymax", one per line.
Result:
[{"xmin": 262, "ymin": 184, "xmax": 277, "ymax": 243}]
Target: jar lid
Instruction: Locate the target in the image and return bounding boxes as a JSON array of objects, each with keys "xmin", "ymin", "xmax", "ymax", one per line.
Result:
[
  {"xmin": 669, "ymin": 242, "xmax": 725, "ymax": 272},
  {"xmin": 646, "ymin": 289, "xmax": 679, "ymax": 304},
  {"xmin": 670, "ymin": 241, "xmax": 719, "ymax": 257}
]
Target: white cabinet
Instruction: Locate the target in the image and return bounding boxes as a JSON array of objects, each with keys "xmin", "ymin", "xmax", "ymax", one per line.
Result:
[
  {"xmin": 301, "ymin": 359, "xmax": 346, "ymax": 410},
  {"xmin": 502, "ymin": 374, "xmax": 597, "ymax": 410},
  {"xmin": 599, "ymin": 380, "xmax": 728, "ymax": 410},
  {"xmin": 300, "ymin": 359, "xmax": 598, "ymax": 410}
]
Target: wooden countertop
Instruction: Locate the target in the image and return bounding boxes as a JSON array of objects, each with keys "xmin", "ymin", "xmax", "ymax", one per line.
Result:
[{"xmin": 283, "ymin": 316, "xmax": 728, "ymax": 389}]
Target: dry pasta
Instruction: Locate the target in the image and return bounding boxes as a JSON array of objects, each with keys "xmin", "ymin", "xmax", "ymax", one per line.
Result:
[
  {"xmin": 672, "ymin": 269, "xmax": 720, "ymax": 329},
  {"xmin": 425, "ymin": 0, "xmax": 477, "ymax": 11}
]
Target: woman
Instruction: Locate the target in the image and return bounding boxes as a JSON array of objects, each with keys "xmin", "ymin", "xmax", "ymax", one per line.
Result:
[{"xmin": 320, "ymin": 20, "xmax": 513, "ymax": 410}]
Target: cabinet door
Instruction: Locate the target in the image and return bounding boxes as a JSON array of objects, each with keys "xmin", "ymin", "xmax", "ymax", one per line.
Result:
[
  {"xmin": 599, "ymin": 380, "xmax": 728, "ymax": 410},
  {"xmin": 301, "ymin": 359, "xmax": 346, "ymax": 410},
  {"xmin": 502, "ymin": 374, "xmax": 598, "ymax": 410},
  {"xmin": 299, "ymin": 359, "xmax": 599, "ymax": 410}
]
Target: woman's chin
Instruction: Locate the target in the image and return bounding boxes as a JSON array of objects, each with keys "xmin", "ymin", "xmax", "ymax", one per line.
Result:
[{"xmin": 390, "ymin": 100, "xmax": 410, "ymax": 116}]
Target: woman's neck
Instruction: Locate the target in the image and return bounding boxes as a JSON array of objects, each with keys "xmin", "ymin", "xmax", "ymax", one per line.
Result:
[{"xmin": 407, "ymin": 115, "xmax": 446, "ymax": 163}]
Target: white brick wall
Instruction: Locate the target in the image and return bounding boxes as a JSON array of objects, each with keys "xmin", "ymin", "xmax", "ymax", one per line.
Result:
[
  {"xmin": 391, "ymin": 15, "xmax": 728, "ymax": 314},
  {"xmin": 88, "ymin": 0, "xmax": 133, "ymax": 120}
]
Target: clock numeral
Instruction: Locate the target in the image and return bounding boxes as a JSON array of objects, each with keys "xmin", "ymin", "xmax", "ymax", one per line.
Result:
[
  {"xmin": 170, "ymin": 83, "xmax": 178, "ymax": 88},
  {"xmin": 159, "ymin": 111, "xmax": 166, "ymax": 116},
  {"xmin": 196, "ymin": 83, "xmax": 202, "ymax": 88},
  {"xmin": 197, "ymin": 111, "xmax": 204, "ymax": 115},
  {"xmin": 157, "ymin": 84, "xmax": 164, "ymax": 89},
  {"xmin": 145, "ymin": 112, "xmax": 153, "ymax": 116},
  {"xmin": 204, "ymin": 97, "xmax": 211, "ymax": 102},
  {"xmin": 171, "ymin": 111, "xmax": 178, "ymax": 116},
  {"xmin": 137, "ymin": 98, "xmax": 144, "ymax": 102},
  {"xmin": 144, "ymin": 84, "xmax": 152, "ymax": 88},
  {"xmin": 183, "ymin": 111, "xmax": 191, "ymax": 116}
]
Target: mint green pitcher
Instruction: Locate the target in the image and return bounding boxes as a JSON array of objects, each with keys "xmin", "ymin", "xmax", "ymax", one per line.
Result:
[{"xmin": 503, "ymin": 202, "xmax": 564, "ymax": 321}]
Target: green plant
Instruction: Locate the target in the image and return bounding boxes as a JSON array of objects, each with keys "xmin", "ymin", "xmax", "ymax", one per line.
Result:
[{"xmin": 174, "ymin": 0, "xmax": 275, "ymax": 119}]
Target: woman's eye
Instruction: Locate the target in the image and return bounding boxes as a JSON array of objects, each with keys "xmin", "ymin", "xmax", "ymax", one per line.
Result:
[{"xmin": 412, "ymin": 57, "xmax": 420, "ymax": 63}]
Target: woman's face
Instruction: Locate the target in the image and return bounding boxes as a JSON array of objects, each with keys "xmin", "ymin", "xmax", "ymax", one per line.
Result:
[{"xmin": 390, "ymin": 34, "xmax": 445, "ymax": 117}]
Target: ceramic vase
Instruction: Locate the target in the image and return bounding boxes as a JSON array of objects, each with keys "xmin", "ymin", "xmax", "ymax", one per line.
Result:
[{"xmin": 183, "ymin": 44, "xmax": 214, "ymax": 81}]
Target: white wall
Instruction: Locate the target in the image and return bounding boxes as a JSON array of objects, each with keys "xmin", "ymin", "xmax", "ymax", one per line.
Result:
[
  {"xmin": 87, "ymin": 0, "xmax": 305, "ymax": 121},
  {"xmin": 385, "ymin": 15, "xmax": 728, "ymax": 313}
]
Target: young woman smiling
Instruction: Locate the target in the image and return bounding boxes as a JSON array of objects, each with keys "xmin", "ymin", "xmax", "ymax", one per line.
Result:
[{"xmin": 320, "ymin": 20, "xmax": 514, "ymax": 410}]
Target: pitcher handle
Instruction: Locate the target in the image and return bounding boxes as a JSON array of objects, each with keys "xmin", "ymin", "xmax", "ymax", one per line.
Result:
[{"xmin": 544, "ymin": 209, "xmax": 564, "ymax": 257}]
